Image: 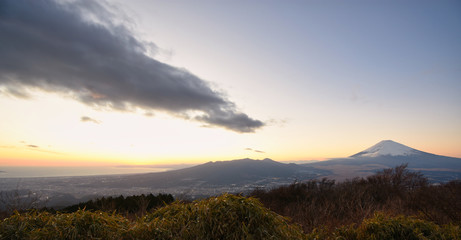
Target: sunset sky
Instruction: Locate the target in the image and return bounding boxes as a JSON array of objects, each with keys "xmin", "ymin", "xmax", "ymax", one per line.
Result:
[{"xmin": 1, "ymin": 0, "xmax": 460, "ymax": 167}]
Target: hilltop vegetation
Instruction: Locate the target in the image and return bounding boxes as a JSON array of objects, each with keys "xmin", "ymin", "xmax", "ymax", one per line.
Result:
[
  {"xmin": 1, "ymin": 165, "xmax": 461, "ymax": 239},
  {"xmin": 250, "ymin": 164, "xmax": 461, "ymax": 234},
  {"xmin": 1, "ymin": 194, "xmax": 460, "ymax": 239},
  {"xmin": 1, "ymin": 194, "xmax": 306, "ymax": 240},
  {"xmin": 61, "ymin": 193, "xmax": 174, "ymax": 218}
]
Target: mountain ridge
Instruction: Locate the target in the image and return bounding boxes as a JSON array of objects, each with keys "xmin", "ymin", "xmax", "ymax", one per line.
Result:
[
  {"xmin": 97, "ymin": 158, "xmax": 330, "ymax": 189},
  {"xmin": 2, "ymin": 142, "xmax": 460, "ymax": 208},
  {"xmin": 305, "ymin": 140, "xmax": 461, "ymax": 182},
  {"xmin": 350, "ymin": 140, "xmax": 420, "ymax": 157}
]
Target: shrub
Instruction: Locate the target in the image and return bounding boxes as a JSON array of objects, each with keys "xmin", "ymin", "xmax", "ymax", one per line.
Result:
[
  {"xmin": 1, "ymin": 194, "xmax": 307, "ymax": 240},
  {"xmin": 128, "ymin": 193, "xmax": 307, "ymax": 240},
  {"xmin": 409, "ymin": 180, "xmax": 461, "ymax": 224},
  {"xmin": 250, "ymin": 164, "xmax": 461, "ymax": 232},
  {"xmin": 0, "ymin": 210, "xmax": 129, "ymax": 240},
  {"xmin": 305, "ymin": 213, "xmax": 461, "ymax": 240},
  {"xmin": 331, "ymin": 213, "xmax": 461, "ymax": 240},
  {"xmin": 62, "ymin": 193, "xmax": 174, "ymax": 217}
]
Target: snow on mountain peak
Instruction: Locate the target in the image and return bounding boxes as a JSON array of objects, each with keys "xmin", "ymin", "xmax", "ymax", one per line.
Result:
[{"xmin": 352, "ymin": 140, "xmax": 417, "ymax": 157}]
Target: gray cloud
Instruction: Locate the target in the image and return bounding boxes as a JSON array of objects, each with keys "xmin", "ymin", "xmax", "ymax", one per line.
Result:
[
  {"xmin": 0, "ymin": 0, "xmax": 264, "ymax": 133},
  {"xmin": 244, "ymin": 148, "xmax": 265, "ymax": 154},
  {"xmin": 144, "ymin": 112, "xmax": 154, "ymax": 117},
  {"xmin": 81, "ymin": 116, "xmax": 101, "ymax": 124},
  {"xmin": 21, "ymin": 142, "xmax": 64, "ymax": 155}
]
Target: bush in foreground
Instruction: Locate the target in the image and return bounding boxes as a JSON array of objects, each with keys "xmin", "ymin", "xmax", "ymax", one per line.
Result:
[
  {"xmin": 1, "ymin": 194, "xmax": 306, "ymax": 240},
  {"xmin": 308, "ymin": 213, "xmax": 461, "ymax": 240},
  {"xmin": 62, "ymin": 193, "xmax": 174, "ymax": 218},
  {"xmin": 2, "ymin": 193, "xmax": 460, "ymax": 240},
  {"xmin": 127, "ymin": 193, "xmax": 307, "ymax": 239},
  {"xmin": 0, "ymin": 210, "xmax": 129, "ymax": 239},
  {"xmin": 355, "ymin": 213, "xmax": 460, "ymax": 240}
]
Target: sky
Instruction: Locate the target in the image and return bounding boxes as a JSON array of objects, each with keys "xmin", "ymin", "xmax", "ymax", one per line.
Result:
[{"xmin": 0, "ymin": 0, "xmax": 460, "ymax": 167}]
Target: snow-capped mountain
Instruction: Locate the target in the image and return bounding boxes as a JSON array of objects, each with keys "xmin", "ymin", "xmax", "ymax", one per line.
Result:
[
  {"xmin": 306, "ymin": 140, "xmax": 461, "ymax": 182},
  {"xmin": 350, "ymin": 140, "xmax": 419, "ymax": 157}
]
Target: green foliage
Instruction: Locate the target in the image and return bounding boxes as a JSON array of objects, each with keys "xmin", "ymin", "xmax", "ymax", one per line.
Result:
[
  {"xmin": 0, "ymin": 210, "xmax": 129, "ymax": 240},
  {"xmin": 306, "ymin": 213, "xmax": 461, "ymax": 240},
  {"xmin": 128, "ymin": 193, "xmax": 307, "ymax": 240},
  {"xmin": 62, "ymin": 193, "xmax": 174, "ymax": 215},
  {"xmin": 1, "ymin": 194, "xmax": 307, "ymax": 240},
  {"xmin": 2, "ymin": 195, "xmax": 460, "ymax": 240},
  {"xmin": 355, "ymin": 213, "xmax": 461, "ymax": 240}
]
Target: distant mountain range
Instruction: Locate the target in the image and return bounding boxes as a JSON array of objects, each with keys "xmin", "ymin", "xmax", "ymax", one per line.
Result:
[
  {"xmin": 2, "ymin": 140, "xmax": 460, "ymax": 208},
  {"xmin": 97, "ymin": 140, "xmax": 461, "ymax": 190},
  {"xmin": 304, "ymin": 140, "xmax": 461, "ymax": 182},
  {"xmin": 96, "ymin": 158, "xmax": 329, "ymax": 189}
]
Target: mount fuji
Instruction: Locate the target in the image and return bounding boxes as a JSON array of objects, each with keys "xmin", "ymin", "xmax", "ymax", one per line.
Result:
[
  {"xmin": 351, "ymin": 140, "xmax": 419, "ymax": 158},
  {"xmin": 306, "ymin": 140, "xmax": 461, "ymax": 182}
]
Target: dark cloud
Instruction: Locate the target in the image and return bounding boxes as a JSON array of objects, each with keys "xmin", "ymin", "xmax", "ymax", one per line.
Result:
[
  {"xmin": 0, "ymin": 85, "xmax": 30, "ymax": 98},
  {"xmin": 0, "ymin": 0, "xmax": 264, "ymax": 133},
  {"xmin": 27, "ymin": 145, "xmax": 39, "ymax": 148},
  {"xmin": 81, "ymin": 116, "xmax": 101, "ymax": 124}
]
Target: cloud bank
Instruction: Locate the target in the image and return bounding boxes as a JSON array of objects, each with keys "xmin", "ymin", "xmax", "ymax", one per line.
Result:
[{"xmin": 0, "ymin": 0, "xmax": 264, "ymax": 133}]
